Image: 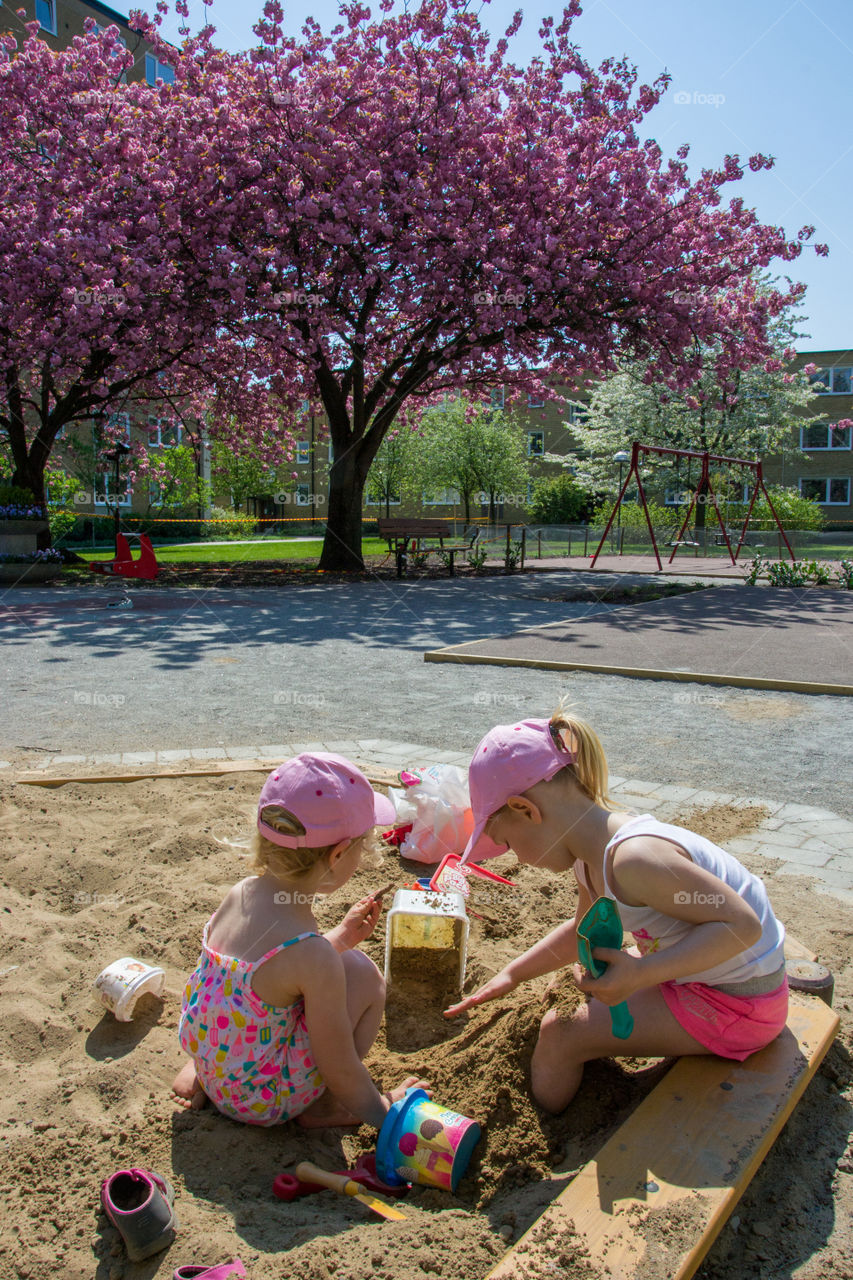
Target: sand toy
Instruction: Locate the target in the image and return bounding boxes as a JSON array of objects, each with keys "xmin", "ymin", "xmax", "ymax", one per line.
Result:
[
  {"xmin": 376, "ymin": 1086, "xmax": 481, "ymax": 1192},
  {"xmin": 577, "ymin": 897, "xmax": 634, "ymax": 1040},
  {"xmin": 94, "ymin": 957, "xmax": 166, "ymax": 1021},
  {"xmin": 384, "ymin": 887, "xmax": 469, "ymax": 990}
]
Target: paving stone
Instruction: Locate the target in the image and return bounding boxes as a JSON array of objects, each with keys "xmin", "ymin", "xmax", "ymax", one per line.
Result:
[
  {"xmin": 190, "ymin": 748, "xmax": 228, "ymax": 760},
  {"xmin": 619, "ymin": 779, "xmax": 661, "ymax": 796},
  {"xmin": 810, "ymin": 819, "xmax": 853, "ymax": 837},
  {"xmin": 775, "ymin": 804, "xmax": 839, "ymax": 822},
  {"xmin": 748, "ymin": 828, "xmax": 811, "ymax": 850},
  {"xmin": 777, "ymin": 862, "xmax": 853, "ymax": 889},
  {"xmin": 800, "ymin": 837, "xmax": 845, "ymax": 856},
  {"xmin": 677, "ymin": 790, "xmax": 735, "ymax": 809},
  {"xmin": 651, "ymin": 784, "xmax": 704, "ymax": 803},
  {"xmin": 759, "ymin": 843, "xmax": 833, "ymax": 867},
  {"xmin": 157, "ymin": 750, "xmax": 192, "ymax": 762},
  {"xmin": 121, "ymin": 752, "xmax": 156, "ymax": 765},
  {"xmin": 224, "ymin": 746, "xmax": 263, "ymax": 760},
  {"xmin": 51, "ymin": 755, "xmax": 87, "ymax": 765},
  {"xmin": 0, "ymin": 761, "xmax": 10, "ymax": 770},
  {"xmin": 723, "ymin": 838, "xmax": 762, "ymax": 856},
  {"xmin": 92, "ymin": 754, "xmax": 123, "ymax": 765}
]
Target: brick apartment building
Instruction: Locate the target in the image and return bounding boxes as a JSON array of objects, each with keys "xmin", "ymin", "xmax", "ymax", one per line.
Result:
[{"xmin": 7, "ymin": 3, "xmax": 852, "ymax": 530}]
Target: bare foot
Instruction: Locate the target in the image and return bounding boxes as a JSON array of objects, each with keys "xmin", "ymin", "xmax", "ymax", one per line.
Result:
[
  {"xmin": 171, "ymin": 1060, "xmax": 209, "ymax": 1111},
  {"xmin": 296, "ymin": 1091, "xmax": 361, "ymax": 1129}
]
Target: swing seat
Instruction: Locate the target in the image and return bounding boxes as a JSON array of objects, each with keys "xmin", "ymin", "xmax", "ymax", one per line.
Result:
[{"xmin": 88, "ymin": 532, "xmax": 159, "ymax": 580}]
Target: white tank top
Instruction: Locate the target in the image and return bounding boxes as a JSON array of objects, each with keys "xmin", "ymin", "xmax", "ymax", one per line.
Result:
[{"xmin": 575, "ymin": 813, "xmax": 786, "ymax": 986}]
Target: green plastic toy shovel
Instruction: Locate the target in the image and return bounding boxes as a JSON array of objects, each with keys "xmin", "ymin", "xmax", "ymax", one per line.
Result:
[{"xmin": 576, "ymin": 896, "xmax": 635, "ymax": 1040}]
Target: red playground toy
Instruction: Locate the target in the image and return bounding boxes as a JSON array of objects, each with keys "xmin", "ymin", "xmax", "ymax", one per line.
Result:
[{"xmin": 88, "ymin": 532, "xmax": 159, "ymax": 581}]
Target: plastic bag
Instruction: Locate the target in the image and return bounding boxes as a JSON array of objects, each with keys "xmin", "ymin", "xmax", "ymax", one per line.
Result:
[{"xmin": 387, "ymin": 764, "xmax": 475, "ymax": 865}]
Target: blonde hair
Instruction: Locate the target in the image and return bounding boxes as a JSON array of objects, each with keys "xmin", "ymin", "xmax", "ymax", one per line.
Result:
[
  {"xmin": 548, "ymin": 698, "xmax": 618, "ymax": 810},
  {"xmin": 249, "ymin": 804, "xmax": 386, "ymax": 880}
]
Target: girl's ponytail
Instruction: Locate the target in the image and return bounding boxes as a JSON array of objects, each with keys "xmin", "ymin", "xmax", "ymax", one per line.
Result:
[{"xmin": 549, "ymin": 698, "xmax": 617, "ymax": 810}]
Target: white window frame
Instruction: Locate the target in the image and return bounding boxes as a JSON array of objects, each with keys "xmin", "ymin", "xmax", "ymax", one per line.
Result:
[
  {"xmin": 527, "ymin": 393, "xmax": 544, "ymax": 408},
  {"xmin": 664, "ymin": 487, "xmax": 688, "ymax": 506},
  {"xmin": 527, "ymin": 431, "xmax": 544, "ymax": 457},
  {"xmin": 566, "ymin": 402, "xmax": 589, "ymax": 426},
  {"xmin": 145, "ymin": 53, "xmax": 175, "ymax": 86},
  {"xmin": 99, "ymin": 412, "xmax": 131, "ymax": 445},
  {"xmin": 94, "ymin": 473, "xmax": 132, "ymax": 507},
  {"xmin": 295, "ymin": 441, "xmax": 310, "ymax": 465},
  {"xmin": 799, "ymin": 477, "xmax": 851, "ymax": 505},
  {"xmin": 809, "ymin": 366, "xmax": 853, "ymax": 395},
  {"xmin": 422, "ymin": 488, "xmax": 460, "ymax": 506},
  {"xmin": 800, "ymin": 423, "xmax": 852, "ymax": 450},
  {"xmin": 294, "ymin": 483, "xmax": 312, "ymax": 506},
  {"xmin": 36, "ymin": 0, "xmax": 57, "ymax": 35},
  {"xmin": 146, "ymin": 416, "xmax": 182, "ymax": 449}
]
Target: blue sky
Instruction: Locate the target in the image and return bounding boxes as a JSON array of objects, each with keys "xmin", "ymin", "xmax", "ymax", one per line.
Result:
[{"xmin": 159, "ymin": 0, "xmax": 852, "ymax": 352}]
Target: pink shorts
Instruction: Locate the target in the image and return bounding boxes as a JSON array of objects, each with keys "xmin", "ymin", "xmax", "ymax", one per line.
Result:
[{"xmin": 660, "ymin": 976, "xmax": 789, "ymax": 1061}]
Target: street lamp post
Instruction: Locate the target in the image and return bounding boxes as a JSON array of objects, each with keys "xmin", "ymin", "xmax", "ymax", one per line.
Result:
[{"xmin": 103, "ymin": 442, "xmax": 130, "ymax": 542}]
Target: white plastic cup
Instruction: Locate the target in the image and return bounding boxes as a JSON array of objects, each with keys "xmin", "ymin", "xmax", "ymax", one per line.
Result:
[{"xmin": 94, "ymin": 957, "xmax": 166, "ymax": 1021}]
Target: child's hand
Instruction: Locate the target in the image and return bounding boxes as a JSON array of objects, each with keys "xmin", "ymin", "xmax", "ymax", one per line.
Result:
[
  {"xmin": 327, "ymin": 895, "xmax": 383, "ymax": 951},
  {"xmin": 384, "ymin": 1075, "xmax": 432, "ymax": 1107},
  {"xmin": 443, "ymin": 969, "xmax": 517, "ymax": 1018},
  {"xmin": 573, "ymin": 947, "xmax": 640, "ymax": 1005}
]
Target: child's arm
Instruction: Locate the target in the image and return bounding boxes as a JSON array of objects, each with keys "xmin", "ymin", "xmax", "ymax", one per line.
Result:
[
  {"xmin": 299, "ymin": 940, "xmax": 420, "ymax": 1127},
  {"xmin": 579, "ymin": 837, "xmax": 764, "ymax": 1005},
  {"xmin": 444, "ymin": 883, "xmax": 591, "ymax": 1019},
  {"xmin": 324, "ymin": 895, "xmax": 382, "ymax": 953}
]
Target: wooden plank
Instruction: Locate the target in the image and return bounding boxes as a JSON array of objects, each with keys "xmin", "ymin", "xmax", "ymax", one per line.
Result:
[
  {"xmin": 784, "ymin": 933, "xmax": 817, "ymax": 963},
  {"xmin": 15, "ymin": 763, "xmax": 400, "ymax": 789},
  {"xmin": 486, "ymin": 994, "xmax": 838, "ymax": 1280}
]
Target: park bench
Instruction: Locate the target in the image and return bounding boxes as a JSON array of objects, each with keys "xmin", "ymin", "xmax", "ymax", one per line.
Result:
[
  {"xmin": 376, "ymin": 518, "xmax": 480, "ymax": 577},
  {"xmin": 486, "ymin": 943, "xmax": 838, "ymax": 1280}
]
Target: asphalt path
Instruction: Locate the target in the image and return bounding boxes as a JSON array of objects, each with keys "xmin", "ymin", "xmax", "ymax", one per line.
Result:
[{"xmin": 1, "ymin": 571, "xmax": 849, "ymax": 818}]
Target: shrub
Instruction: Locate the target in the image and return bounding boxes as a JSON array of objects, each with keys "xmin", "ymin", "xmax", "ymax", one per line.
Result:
[
  {"xmin": 529, "ymin": 474, "xmax": 596, "ymax": 525},
  {"xmin": 744, "ymin": 486, "xmax": 824, "ymax": 532},
  {"xmin": 202, "ymin": 507, "xmax": 258, "ymax": 539}
]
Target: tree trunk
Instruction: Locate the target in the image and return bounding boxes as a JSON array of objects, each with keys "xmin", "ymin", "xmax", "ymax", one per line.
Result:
[{"xmin": 319, "ymin": 445, "xmax": 369, "ymax": 571}]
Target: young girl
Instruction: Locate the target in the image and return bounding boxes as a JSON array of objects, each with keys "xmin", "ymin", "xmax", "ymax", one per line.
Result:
[
  {"xmin": 172, "ymin": 752, "xmax": 426, "ymax": 1128},
  {"xmin": 445, "ymin": 705, "xmax": 788, "ymax": 1113}
]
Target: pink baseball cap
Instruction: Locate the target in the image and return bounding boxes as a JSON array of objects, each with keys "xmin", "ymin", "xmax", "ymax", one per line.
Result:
[
  {"xmin": 461, "ymin": 719, "xmax": 576, "ymax": 863},
  {"xmin": 257, "ymin": 752, "xmax": 396, "ymax": 848}
]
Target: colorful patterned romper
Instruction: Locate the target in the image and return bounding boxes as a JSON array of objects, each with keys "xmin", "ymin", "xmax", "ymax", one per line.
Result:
[{"xmin": 178, "ymin": 916, "xmax": 325, "ymax": 1125}]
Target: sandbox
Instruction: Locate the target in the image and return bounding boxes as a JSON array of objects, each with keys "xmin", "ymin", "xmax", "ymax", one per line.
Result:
[{"xmin": 0, "ymin": 772, "xmax": 851, "ymax": 1280}]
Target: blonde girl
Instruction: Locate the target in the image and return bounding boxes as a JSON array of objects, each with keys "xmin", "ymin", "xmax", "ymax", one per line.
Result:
[
  {"xmin": 445, "ymin": 706, "xmax": 787, "ymax": 1112},
  {"xmin": 173, "ymin": 753, "xmax": 425, "ymax": 1127}
]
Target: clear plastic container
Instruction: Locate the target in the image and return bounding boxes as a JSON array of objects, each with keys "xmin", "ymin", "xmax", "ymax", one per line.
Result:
[
  {"xmin": 94, "ymin": 957, "xmax": 166, "ymax": 1021},
  {"xmin": 384, "ymin": 888, "xmax": 469, "ymax": 991}
]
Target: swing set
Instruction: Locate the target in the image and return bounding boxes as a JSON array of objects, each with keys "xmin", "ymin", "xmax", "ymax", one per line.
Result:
[{"xmin": 590, "ymin": 441, "xmax": 795, "ymax": 570}]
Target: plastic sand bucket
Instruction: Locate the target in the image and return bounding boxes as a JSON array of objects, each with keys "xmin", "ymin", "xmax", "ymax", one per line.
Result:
[
  {"xmin": 376, "ymin": 1087, "xmax": 481, "ymax": 1192},
  {"xmin": 94, "ymin": 957, "xmax": 166, "ymax": 1022},
  {"xmin": 384, "ymin": 888, "xmax": 469, "ymax": 991}
]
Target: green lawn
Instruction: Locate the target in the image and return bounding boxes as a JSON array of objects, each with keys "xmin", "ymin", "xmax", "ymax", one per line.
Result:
[{"xmin": 81, "ymin": 537, "xmax": 390, "ymax": 564}]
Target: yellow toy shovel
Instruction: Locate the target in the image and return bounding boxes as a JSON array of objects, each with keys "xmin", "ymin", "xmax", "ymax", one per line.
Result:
[{"xmin": 577, "ymin": 897, "xmax": 635, "ymax": 1040}]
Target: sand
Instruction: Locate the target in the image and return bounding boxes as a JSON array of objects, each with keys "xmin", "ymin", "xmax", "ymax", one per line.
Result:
[{"xmin": 0, "ymin": 773, "xmax": 851, "ymax": 1280}]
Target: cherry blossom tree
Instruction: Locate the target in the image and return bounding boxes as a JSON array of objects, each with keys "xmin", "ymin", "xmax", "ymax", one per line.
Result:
[
  {"xmin": 0, "ymin": 17, "xmax": 295, "ymax": 521},
  {"xmin": 132, "ymin": 0, "xmax": 826, "ymax": 569}
]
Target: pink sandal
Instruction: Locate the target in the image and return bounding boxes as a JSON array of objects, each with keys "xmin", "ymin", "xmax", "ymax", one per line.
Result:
[{"xmin": 173, "ymin": 1260, "xmax": 245, "ymax": 1280}]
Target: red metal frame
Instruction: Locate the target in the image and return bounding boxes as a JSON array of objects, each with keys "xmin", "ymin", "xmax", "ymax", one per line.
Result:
[{"xmin": 590, "ymin": 442, "xmax": 795, "ymax": 569}]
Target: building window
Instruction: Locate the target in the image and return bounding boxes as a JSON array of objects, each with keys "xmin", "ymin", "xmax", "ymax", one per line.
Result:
[
  {"xmin": 94, "ymin": 474, "xmax": 132, "ymax": 506},
  {"xmin": 422, "ymin": 488, "xmax": 460, "ymax": 505},
  {"xmin": 365, "ymin": 489, "xmax": 401, "ymax": 506},
  {"xmin": 801, "ymin": 423, "xmax": 852, "ymax": 450},
  {"xmin": 98, "ymin": 413, "xmax": 130, "ymax": 445},
  {"xmin": 145, "ymin": 53, "xmax": 175, "ymax": 86},
  {"xmin": 566, "ymin": 402, "xmax": 589, "ymax": 426},
  {"xmin": 809, "ymin": 366, "xmax": 852, "ymax": 395},
  {"xmin": 527, "ymin": 393, "xmax": 544, "ymax": 408},
  {"xmin": 146, "ymin": 417, "xmax": 181, "ymax": 448},
  {"xmin": 294, "ymin": 483, "xmax": 311, "ymax": 505},
  {"xmin": 800, "ymin": 477, "xmax": 851, "ymax": 505},
  {"xmin": 295, "ymin": 441, "xmax": 310, "ymax": 464},
  {"xmin": 527, "ymin": 431, "xmax": 544, "ymax": 457},
  {"xmin": 36, "ymin": 0, "xmax": 57, "ymax": 35},
  {"xmin": 490, "ymin": 387, "xmax": 505, "ymax": 409}
]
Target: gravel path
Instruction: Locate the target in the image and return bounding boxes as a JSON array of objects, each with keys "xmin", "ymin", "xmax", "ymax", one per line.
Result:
[{"xmin": 1, "ymin": 571, "xmax": 849, "ymax": 818}]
